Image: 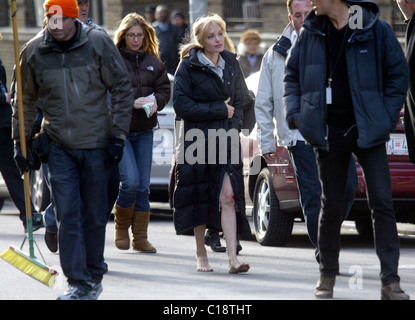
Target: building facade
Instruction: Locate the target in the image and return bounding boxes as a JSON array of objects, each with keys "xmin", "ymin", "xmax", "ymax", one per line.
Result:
[{"xmin": 0, "ymin": 0, "xmax": 405, "ymax": 86}]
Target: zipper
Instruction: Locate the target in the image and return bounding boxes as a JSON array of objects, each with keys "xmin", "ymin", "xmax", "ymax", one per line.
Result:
[
  {"xmin": 62, "ymin": 53, "xmax": 72, "ymax": 143},
  {"xmin": 344, "ymin": 124, "xmax": 357, "ymax": 137}
]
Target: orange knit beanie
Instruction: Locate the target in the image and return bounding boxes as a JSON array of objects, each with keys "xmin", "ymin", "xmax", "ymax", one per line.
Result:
[{"xmin": 43, "ymin": 0, "xmax": 79, "ymax": 18}]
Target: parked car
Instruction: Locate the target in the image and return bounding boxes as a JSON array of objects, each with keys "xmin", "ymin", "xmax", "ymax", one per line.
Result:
[
  {"xmin": 29, "ymin": 74, "xmax": 176, "ymax": 212},
  {"xmin": 241, "ymin": 71, "xmax": 415, "ymax": 246},
  {"xmin": 148, "ymin": 73, "xmax": 175, "ymax": 202}
]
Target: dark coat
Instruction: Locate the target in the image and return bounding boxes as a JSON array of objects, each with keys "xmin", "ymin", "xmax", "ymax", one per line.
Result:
[
  {"xmin": 119, "ymin": 47, "xmax": 171, "ymax": 132},
  {"xmin": 284, "ymin": 0, "xmax": 408, "ymax": 150},
  {"xmin": 0, "ymin": 58, "xmax": 11, "ymax": 128},
  {"xmin": 173, "ymin": 48, "xmax": 247, "ymax": 235},
  {"xmin": 238, "ymin": 53, "xmax": 263, "ymax": 78},
  {"xmin": 404, "ymin": 15, "xmax": 415, "ymax": 163},
  {"xmin": 153, "ymin": 22, "xmax": 181, "ymax": 75}
]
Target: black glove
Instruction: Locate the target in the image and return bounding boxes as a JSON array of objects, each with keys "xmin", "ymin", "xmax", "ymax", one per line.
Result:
[
  {"xmin": 14, "ymin": 138, "xmax": 35, "ymax": 175},
  {"xmin": 32, "ymin": 131, "xmax": 50, "ymax": 163},
  {"xmin": 105, "ymin": 136, "xmax": 124, "ymax": 168}
]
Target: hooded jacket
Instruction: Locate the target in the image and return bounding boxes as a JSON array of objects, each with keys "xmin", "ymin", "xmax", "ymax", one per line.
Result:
[
  {"xmin": 12, "ymin": 21, "xmax": 134, "ymax": 149},
  {"xmin": 119, "ymin": 47, "xmax": 171, "ymax": 132},
  {"xmin": 284, "ymin": 0, "xmax": 408, "ymax": 150}
]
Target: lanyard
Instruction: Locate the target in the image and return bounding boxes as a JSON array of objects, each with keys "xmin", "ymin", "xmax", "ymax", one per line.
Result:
[{"xmin": 327, "ymin": 23, "xmax": 349, "ymax": 89}]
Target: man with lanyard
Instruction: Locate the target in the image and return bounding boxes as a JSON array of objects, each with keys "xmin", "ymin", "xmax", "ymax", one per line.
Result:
[
  {"xmin": 284, "ymin": 0, "xmax": 409, "ymax": 299},
  {"xmin": 255, "ymin": 0, "xmax": 357, "ymax": 261}
]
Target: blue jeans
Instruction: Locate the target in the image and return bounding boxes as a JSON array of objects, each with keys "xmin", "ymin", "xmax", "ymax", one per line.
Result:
[
  {"xmin": 48, "ymin": 142, "xmax": 110, "ymax": 285},
  {"xmin": 117, "ymin": 130, "xmax": 153, "ymax": 211},
  {"xmin": 43, "ymin": 164, "xmax": 120, "ymax": 233},
  {"xmin": 288, "ymin": 140, "xmax": 357, "ymax": 248}
]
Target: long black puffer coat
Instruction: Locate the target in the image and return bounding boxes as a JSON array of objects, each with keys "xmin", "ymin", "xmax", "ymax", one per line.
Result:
[{"xmin": 173, "ymin": 48, "xmax": 248, "ymax": 235}]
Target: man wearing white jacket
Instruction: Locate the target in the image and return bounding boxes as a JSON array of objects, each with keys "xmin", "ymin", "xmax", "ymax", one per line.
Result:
[{"xmin": 254, "ymin": 0, "xmax": 357, "ymax": 261}]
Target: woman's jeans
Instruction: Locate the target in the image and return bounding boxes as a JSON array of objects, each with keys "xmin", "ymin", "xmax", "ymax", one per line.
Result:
[
  {"xmin": 117, "ymin": 130, "xmax": 153, "ymax": 212},
  {"xmin": 315, "ymin": 126, "xmax": 400, "ymax": 285},
  {"xmin": 48, "ymin": 142, "xmax": 110, "ymax": 285}
]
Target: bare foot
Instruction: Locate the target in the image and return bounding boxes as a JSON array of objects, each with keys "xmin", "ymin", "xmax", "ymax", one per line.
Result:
[
  {"xmin": 229, "ymin": 263, "xmax": 250, "ymax": 274},
  {"xmin": 196, "ymin": 255, "xmax": 213, "ymax": 272}
]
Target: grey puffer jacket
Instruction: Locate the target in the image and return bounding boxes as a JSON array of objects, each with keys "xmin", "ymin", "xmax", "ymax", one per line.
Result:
[
  {"xmin": 284, "ymin": 0, "xmax": 408, "ymax": 150},
  {"xmin": 12, "ymin": 21, "xmax": 134, "ymax": 149}
]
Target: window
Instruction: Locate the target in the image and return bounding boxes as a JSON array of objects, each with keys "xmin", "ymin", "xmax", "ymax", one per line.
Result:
[
  {"xmin": 0, "ymin": 0, "xmax": 9, "ymax": 26},
  {"xmin": 223, "ymin": 0, "xmax": 262, "ymax": 31},
  {"xmin": 88, "ymin": 0, "xmax": 104, "ymax": 26}
]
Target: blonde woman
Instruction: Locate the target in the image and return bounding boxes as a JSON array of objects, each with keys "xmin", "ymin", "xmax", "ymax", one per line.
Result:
[
  {"xmin": 113, "ymin": 13, "xmax": 171, "ymax": 252},
  {"xmin": 173, "ymin": 14, "xmax": 250, "ymax": 274}
]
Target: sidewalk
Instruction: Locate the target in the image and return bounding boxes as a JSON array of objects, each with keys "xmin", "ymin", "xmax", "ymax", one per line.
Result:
[{"xmin": 1, "ymin": 201, "xmax": 415, "ymax": 302}]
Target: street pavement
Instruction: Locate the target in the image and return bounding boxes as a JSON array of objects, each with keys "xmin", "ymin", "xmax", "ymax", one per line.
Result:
[{"xmin": 1, "ymin": 199, "xmax": 415, "ymax": 304}]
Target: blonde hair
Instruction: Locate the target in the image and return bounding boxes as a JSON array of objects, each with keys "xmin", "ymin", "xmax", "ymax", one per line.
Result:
[
  {"xmin": 179, "ymin": 13, "xmax": 235, "ymax": 59},
  {"xmin": 114, "ymin": 12, "xmax": 159, "ymax": 57}
]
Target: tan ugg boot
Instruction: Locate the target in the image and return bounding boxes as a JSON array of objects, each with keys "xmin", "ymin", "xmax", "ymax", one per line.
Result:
[
  {"xmin": 132, "ymin": 211, "xmax": 157, "ymax": 253},
  {"xmin": 114, "ymin": 204, "xmax": 134, "ymax": 250}
]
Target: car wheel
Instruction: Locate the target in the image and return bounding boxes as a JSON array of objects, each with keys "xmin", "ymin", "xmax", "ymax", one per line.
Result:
[
  {"xmin": 29, "ymin": 166, "xmax": 50, "ymax": 212},
  {"xmin": 252, "ymin": 168, "xmax": 294, "ymax": 246}
]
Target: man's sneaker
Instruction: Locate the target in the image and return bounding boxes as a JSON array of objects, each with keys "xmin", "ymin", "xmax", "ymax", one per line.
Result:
[
  {"xmin": 57, "ymin": 285, "xmax": 93, "ymax": 300},
  {"xmin": 24, "ymin": 212, "xmax": 45, "ymax": 233},
  {"xmin": 89, "ymin": 282, "xmax": 103, "ymax": 300},
  {"xmin": 44, "ymin": 230, "xmax": 58, "ymax": 253}
]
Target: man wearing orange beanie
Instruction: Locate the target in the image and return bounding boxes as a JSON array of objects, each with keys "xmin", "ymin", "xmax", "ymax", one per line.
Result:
[
  {"xmin": 12, "ymin": 0, "xmax": 134, "ymax": 300},
  {"xmin": 44, "ymin": 0, "xmax": 79, "ymax": 19},
  {"xmin": 42, "ymin": 0, "xmax": 78, "ymax": 42}
]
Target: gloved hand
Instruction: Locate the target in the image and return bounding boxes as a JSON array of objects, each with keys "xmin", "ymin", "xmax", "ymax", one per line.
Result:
[
  {"xmin": 105, "ymin": 135, "xmax": 124, "ymax": 168},
  {"xmin": 14, "ymin": 138, "xmax": 35, "ymax": 175}
]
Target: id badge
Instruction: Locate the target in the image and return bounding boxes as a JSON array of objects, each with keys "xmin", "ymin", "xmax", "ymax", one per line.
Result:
[{"xmin": 326, "ymin": 86, "xmax": 332, "ymax": 105}]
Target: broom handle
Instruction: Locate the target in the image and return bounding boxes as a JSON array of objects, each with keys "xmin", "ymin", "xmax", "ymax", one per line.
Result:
[{"xmin": 10, "ymin": 0, "xmax": 35, "ymax": 258}]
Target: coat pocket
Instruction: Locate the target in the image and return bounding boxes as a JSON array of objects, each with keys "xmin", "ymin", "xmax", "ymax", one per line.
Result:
[{"xmin": 298, "ymin": 92, "xmax": 325, "ymax": 146}]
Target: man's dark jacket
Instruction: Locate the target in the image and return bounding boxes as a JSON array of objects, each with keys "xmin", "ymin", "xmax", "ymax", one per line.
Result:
[
  {"xmin": 153, "ymin": 22, "xmax": 181, "ymax": 75},
  {"xmin": 284, "ymin": 0, "xmax": 409, "ymax": 150},
  {"xmin": 404, "ymin": 14, "xmax": 415, "ymax": 163}
]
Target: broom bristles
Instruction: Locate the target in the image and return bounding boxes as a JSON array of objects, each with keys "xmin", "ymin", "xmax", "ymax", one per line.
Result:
[{"xmin": 0, "ymin": 246, "xmax": 58, "ymax": 288}]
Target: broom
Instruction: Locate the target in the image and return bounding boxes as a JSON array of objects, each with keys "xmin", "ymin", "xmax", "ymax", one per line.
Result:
[{"xmin": 0, "ymin": 0, "xmax": 58, "ymax": 288}]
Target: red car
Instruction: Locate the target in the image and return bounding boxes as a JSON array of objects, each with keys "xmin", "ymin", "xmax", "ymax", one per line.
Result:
[{"xmin": 241, "ymin": 111, "xmax": 415, "ymax": 247}]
